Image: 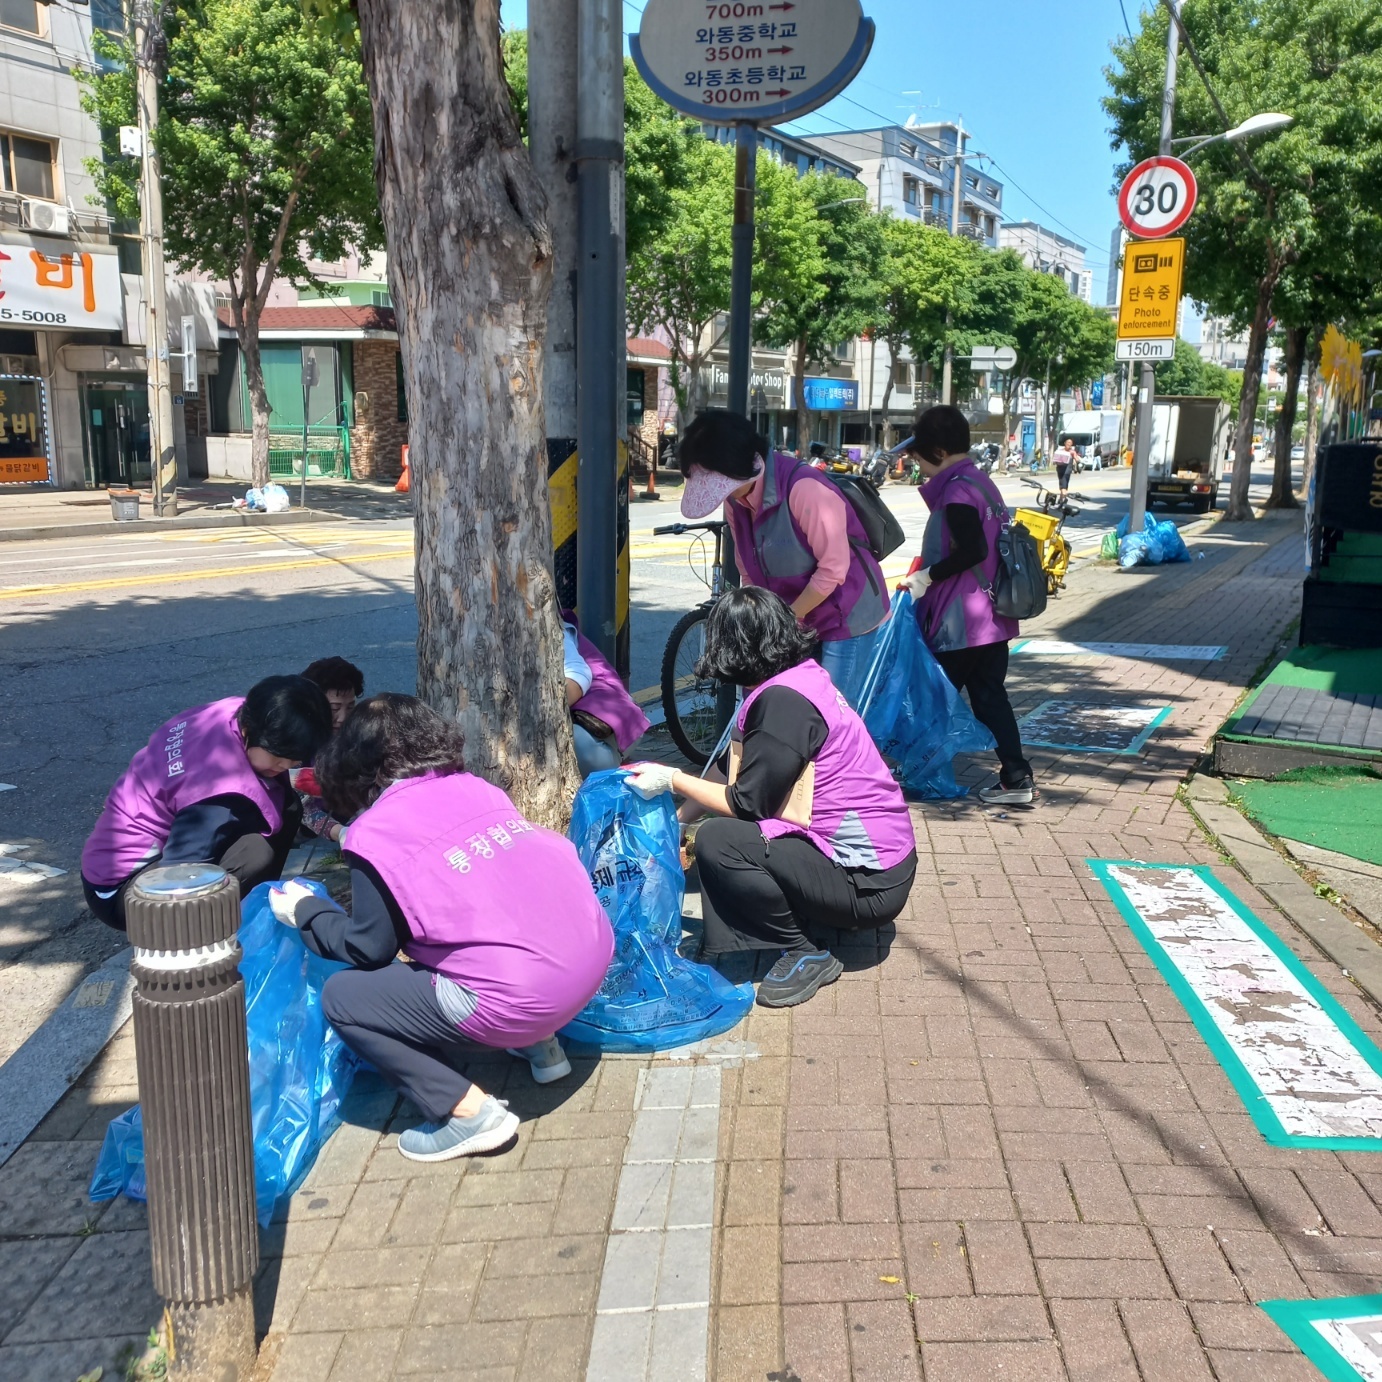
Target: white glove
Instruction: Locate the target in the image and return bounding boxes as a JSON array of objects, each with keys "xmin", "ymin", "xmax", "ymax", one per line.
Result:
[
  {"xmin": 905, "ymin": 567, "xmax": 934, "ymax": 600},
  {"xmin": 269, "ymin": 878, "xmax": 316, "ymax": 927},
  {"xmin": 626, "ymin": 763, "xmax": 678, "ymax": 800}
]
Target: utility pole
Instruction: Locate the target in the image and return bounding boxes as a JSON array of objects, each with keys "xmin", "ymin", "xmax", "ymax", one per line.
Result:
[
  {"xmin": 940, "ymin": 127, "xmax": 967, "ymax": 406},
  {"xmin": 133, "ymin": 2, "xmax": 177, "ymax": 517},
  {"xmin": 529, "ymin": 0, "xmax": 580, "ymax": 612},
  {"xmin": 574, "ymin": 0, "xmax": 625, "ymax": 666},
  {"xmin": 725, "ymin": 120, "xmax": 756, "ymax": 580},
  {"xmin": 1128, "ymin": 0, "xmax": 1181, "ymax": 533}
]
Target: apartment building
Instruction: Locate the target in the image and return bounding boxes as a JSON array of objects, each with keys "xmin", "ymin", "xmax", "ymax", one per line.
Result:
[{"xmin": 1000, "ymin": 221, "xmax": 1091, "ymax": 300}]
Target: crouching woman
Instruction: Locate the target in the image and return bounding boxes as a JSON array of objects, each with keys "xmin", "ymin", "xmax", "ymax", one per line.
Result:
[
  {"xmin": 631, "ymin": 588, "xmax": 918, "ymax": 1009},
  {"xmin": 273, "ymin": 694, "xmax": 614, "ymax": 1163}
]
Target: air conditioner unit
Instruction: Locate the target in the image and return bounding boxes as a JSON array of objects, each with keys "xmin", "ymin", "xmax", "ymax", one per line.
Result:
[{"xmin": 21, "ymin": 200, "xmax": 69, "ymax": 235}]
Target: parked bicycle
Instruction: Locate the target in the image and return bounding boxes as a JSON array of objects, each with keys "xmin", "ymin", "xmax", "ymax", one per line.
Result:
[
  {"xmin": 1015, "ymin": 478, "xmax": 1086, "ymax": 594},
  {"xmin": 653, "ymin": 519, "xmax": 730, "ymax": 765}
]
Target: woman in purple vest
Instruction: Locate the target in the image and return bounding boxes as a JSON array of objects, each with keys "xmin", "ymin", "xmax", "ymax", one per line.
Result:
[
  {"xmin": 562, "ymin": 614, "xmax": 650, "ymax": 777},
  {"xmin": 902, "ymin": 405, "xmax": 1035, "ymax": 805},
  {"xmin": 80, "ymin": 676, "xmax": 333, "ymax": 930},
  {"xmin": 271, "ymin": 694, "xmax": 614, "ymax": 1163},
  {"xmin": 628, "ymin": 588, "xmax": 917, "ymax": 1009},
  {"xmin": 678, "ymin": 410, "xmax": 890, "ymax": 708}
]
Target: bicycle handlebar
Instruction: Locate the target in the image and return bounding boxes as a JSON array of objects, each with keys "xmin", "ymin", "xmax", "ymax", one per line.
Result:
[{"xmin": 653, "ymin": 521, "xmax": 726, "ymax": 536}]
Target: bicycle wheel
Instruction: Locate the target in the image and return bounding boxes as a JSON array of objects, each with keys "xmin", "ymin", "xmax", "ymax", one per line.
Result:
[{"xmin": 661, "ymin": 606, "xmax": 724, "ymax": 766}]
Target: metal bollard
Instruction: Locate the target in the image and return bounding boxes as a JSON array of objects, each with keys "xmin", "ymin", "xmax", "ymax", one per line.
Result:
[{"xmin": 127, "ymin": 864, "xmax": 258, "ymax": 1380}]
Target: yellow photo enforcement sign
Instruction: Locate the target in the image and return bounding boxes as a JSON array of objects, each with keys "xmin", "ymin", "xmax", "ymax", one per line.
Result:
[{"xmin": 1117, "ymin": 237, "xmax": 1185, "ymax": 340}]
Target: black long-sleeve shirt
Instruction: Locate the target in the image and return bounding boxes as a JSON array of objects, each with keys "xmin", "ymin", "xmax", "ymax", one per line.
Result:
[
  {"xmin": 928, "ymin": 503, "xmax": 988, "ymax": 583},
  {"xmin": 296, "ymin": 856, "xmax": 409, "ymax": 969}
]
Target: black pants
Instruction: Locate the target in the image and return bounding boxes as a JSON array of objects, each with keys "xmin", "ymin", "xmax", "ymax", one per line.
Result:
[
  {"xmin": 82, "ymin": 795, "xmax": 302, "ymax": 931},
  {"xmin": 1055, "ymin": 461, "xmax": 1073, "ymax": 491},
  {"xmin": 936, "ymin": 641, "xmax": 1032, "ymax": 786},
  {"xmin": 321, "ymin": 964, "xmax": 474, "ymax": 1122},
  {"xmin": 696, "ymin": 817, "xmax": 916, "ymax": 956}
]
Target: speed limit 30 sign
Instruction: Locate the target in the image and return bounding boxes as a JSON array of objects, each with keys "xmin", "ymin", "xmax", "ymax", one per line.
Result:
[{"xmin": 1118, "ymin": 155, "xmax": 1198, "ymax": 239}]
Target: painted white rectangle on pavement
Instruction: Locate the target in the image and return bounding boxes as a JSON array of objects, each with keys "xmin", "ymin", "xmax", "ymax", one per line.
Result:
[
  {"xmin": 1014, "ymin": 639, "xmax": 1227, "ymax": 662},
  {"xmin": 1318, "ymin": 1317, "xmax": 1382, "ymax": 1381},
  {"xmin": 1095, "ymin": 862, "xmax": 1382, "ymax": 1147},
  {"xmin": 1018, "ymin": 700, "xmax": 1171, "ymax": 755}
]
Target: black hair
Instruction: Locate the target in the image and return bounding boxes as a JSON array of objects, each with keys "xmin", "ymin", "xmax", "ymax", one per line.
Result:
[
  {"xmin": 909, "ymin": 405, "xmax": 971, "ymax": 464},
  {"xmin": 300, "ymin": 656, "xmax": 365, "ymax": 698},
  {"xmin": 1060, "ymin": 435, "xmax": 1075, "ymax": 447},
  {"xmin": 315, "ymin": 693, "xmax": 465, "ymax": 821},
  {"xmin": 695, "ymin": 586, "xmax": 818, "ymax": 687},
  {"xmin": 678, "ymin": 409, "xmax": 769, "ymax": 481},
  {"xmin": 238, "ymin": 675, "xmax": 333, "ymax": 763}
]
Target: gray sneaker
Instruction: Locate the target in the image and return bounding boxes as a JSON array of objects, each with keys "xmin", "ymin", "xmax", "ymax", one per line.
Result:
[
  {"xmin": 756, "ymin": 950, "xmax": 844, "ymax": 1008},
  {"xmin": 397, "ymin": 1097, "xmax": 519, "ymax": 1162},
  {"xmin": 506, "ymin": 1036, "xmax": 573, "ymax": 1085}
]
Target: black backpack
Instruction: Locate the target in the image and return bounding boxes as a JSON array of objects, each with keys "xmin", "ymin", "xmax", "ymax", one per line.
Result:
[
  {"xmin": 954, "ymin": 474, "xmax": 1046, "ymax": 622},
  {"xmin": 820, "ymin": 470, "xmax": 907, "ymax": 560}
]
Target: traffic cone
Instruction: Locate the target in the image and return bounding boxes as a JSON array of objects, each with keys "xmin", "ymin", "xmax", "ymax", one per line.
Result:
[{"xmin": 395, "ymin": 444, "xmax": 411, "ymax": 494}]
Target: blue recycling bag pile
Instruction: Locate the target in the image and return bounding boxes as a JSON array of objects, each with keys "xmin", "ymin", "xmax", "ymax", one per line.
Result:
[
  {"xmin": 1116, "ymin": 512, "xmax": 1191, "ymax": 568},
  {"xmin": 860, "ymin": 591, "xmax": 996, "ymax": 798},
  {"xmin": 561, "ymin": 770, "xmax": 754, "ymax": 1052},
  {"xmin": 90, "ymin": 880, "xmax": 359, "ymax": 1226}
]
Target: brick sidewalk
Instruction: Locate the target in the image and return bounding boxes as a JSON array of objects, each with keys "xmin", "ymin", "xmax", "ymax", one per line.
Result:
[{"xmin": 10, "ymin": 508, "xmax": 1376, "ymax": 1382}]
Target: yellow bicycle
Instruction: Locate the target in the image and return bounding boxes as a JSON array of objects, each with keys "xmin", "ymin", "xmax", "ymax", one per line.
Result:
[{"xmin": 1015, "ymin": 479, "xmax": 1085, "ymax": 594}]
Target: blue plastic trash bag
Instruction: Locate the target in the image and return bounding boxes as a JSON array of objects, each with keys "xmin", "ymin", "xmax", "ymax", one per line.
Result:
[
  {"xmin": 561, "ymin": 770, "xmax": 754, "ymax": 1052},
  {"xmin": 90, "ymin": 880, "xmax": 359, "ymax": 1225},
  {"xmin": 1152, "ymin": 517, "xmax": 1190, "ymax": 562},
  {"xmin": 858, "ymin": 591, "xmax": 996, "ymax": 798},
  {"xmin": 1118, "ymin": 512, "xmax": 1190, "ymax": 567}
]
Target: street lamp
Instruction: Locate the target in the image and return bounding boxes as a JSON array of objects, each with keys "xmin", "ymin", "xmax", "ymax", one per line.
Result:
[
  {"xmin": 1172, "ymin": 112, "xmax": 1293, "ymax": 157},
  {"xmin": 815, "ymin": 197, "xmax": 866, "ymax": 212}
]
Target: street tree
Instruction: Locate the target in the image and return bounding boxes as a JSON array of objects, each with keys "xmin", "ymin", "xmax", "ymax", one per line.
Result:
[
  {"xmin": 81, "ymin": 0, "xmax": 380, "ymax": 488},
  {"xmin": 348, "ymin": 0, "xmax": 578, "ymax": 825},
  {"xmin": 1106, "ymin": 0, "xmax": 1382, "ymax": 519},
  {"xmin": 757, "ymin": 170, "xmax": 879, "ymax": 450},
  {"xmin": 1154, "ymin": 338, "xmax": 1208, "ymax": 395}
]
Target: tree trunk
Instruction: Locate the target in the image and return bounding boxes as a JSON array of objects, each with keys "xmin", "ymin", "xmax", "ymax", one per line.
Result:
[
  {"xmin": 1225, "ymin": 275, "xmax": 1277, "ymax": 522},
  {"xmin": 794, "ymin": 333, "xmax": 811, "ymax": 455},
  {"xmin": 1267, "ymin": 324, "xmax": 1307, "ymax": 509},
  {"xmin": 239, "ymin": 315, "xmax": 272, "ymax": 490},
  {"xmin": 356, "ymin": 0, "xmax": 578, "ymax": 828},
  {"xmin": 1301, "ymin": 353, "xmax": 1321, "ymax": 500}
]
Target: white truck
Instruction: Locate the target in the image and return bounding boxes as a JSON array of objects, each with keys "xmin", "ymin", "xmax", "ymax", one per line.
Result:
[
  {"xmin": 1145, "ymin": 395, "xmax": 1232, "ymax": 513},
  {"xmin": 1058, "ymin": 409, "xmax": 1123, "ymax": 466}
]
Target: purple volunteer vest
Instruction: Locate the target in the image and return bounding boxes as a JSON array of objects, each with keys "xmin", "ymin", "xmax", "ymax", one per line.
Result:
[
  {"xmin": 918, "ymin": 458, "xmax": 1019, "ymax": 653},
  {"xmin": 738, "ymin": 659, "xmax": 915, "ymax": 871},
  {"xmin": 727, "ymin": 451, "xmax": 888, "ymax": 642},
  {"xmin": 346, "ymin": 772, "xmax": 614, "ymax": 1048},
  {"xmin": 567, "ymin": 620, "xmax": 651, "ymax": 752},
  {"xmin": 81, "ymin": 697, "xmax": 285, "ymax": 887}
]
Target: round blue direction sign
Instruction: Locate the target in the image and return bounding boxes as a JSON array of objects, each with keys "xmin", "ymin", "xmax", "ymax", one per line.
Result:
[{"xmin": 631, "ymin": 0, "xmax": 875, "ymax": 126}]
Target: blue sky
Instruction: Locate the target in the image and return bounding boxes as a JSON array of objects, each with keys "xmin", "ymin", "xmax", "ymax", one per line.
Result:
[{"xmin": 501, "ymin": 0, "xmax": 1147, "ymax": 315}]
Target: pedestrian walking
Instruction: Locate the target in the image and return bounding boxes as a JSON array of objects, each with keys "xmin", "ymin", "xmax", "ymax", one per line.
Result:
[
  {"xmin": 277, "ymin": 693, "xmax": 614, "ymax": 1163},
  {"xmin": 81, "ymin": 676, "xmax": 333, "ymax": 930},
  {"xmin": 627, "ymin": 587, "xmax": 917, "ymax": 1009},
  {"xmin": 678, "ymin": 409, "xmax": 890, "ymax": 708},
  {"xmin": 903, "ymin": 405, "xmax": 1036, "ymax": 805},
  {"xmin": 1054, "ymin": 434, "xmax": 1078, "ymax": 501}
]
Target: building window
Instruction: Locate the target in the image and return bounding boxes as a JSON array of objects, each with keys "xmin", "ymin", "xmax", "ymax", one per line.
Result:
[
  {"xmin": 984, "ymin": 214, "xmax": 995, "ymax": 237},
  {"xmin": 0, "ymin": 131, "xmax": 55, "ymax": 200},
  {"xmin": 900, "ymin": 140, "xmax": 917, "ymax": 159},
  {"xmin": 903, "ymin": 176, "xmax": 919, "ymax": 207},
  {"xmin": 0, "ymin": 0, "xmax": 42, "ymax": 35},
  {"xmin": 965, "ymin": 173, "xmax": 979, "ymax": 190},
  {"xmin": 834, "ymin": 340, "xmax": 855, "ymax": 362},
  {"xmin": 91, "ymin": 0, "xmax": 124, "ymax": 35},
  {"xmin": 892, "ymin": 361, "xmax": 914, "ymax": 391},
  {"xmin": 371, "ymin": 288, "xmax": 392, "ymax": 308},
  {"xmin": 395, "ymin": 351, "xmax": 407, "ymax": 423}
]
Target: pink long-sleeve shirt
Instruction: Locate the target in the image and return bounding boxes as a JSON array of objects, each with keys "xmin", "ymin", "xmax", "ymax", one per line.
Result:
[{"xmin": 728, "ymin": 468, "xmax": 851, "ymax": 601}]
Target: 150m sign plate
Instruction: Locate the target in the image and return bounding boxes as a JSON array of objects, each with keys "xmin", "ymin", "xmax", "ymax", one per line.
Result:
[{"xmin": 632, "ymin": 0, "xmax": 875, "ymax": 124}]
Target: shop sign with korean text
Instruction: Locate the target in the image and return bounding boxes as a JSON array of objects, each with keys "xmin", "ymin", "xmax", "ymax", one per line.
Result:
[
  {"xmin": 0, "ymin": 376, "xmax": 51, "ymax": 484},
  {"xmin": 631, "ymin": 0, "xmax": 875, "ymax": 125},
  {"xmin": 1116, "ymin": 237, "xmax": 1185, "ymax": 343},
  {"xmin": 0, "ymin": 238, "xmax": 124, "ymax": 333}
]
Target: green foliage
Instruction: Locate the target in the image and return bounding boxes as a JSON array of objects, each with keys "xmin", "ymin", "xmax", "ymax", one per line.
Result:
[
  {"xmin": 503, "ymin": 28, "xmax": 528, "ymax": 140},
  {"xmin": 1200, "ymin": 360, "xmax": 1244, "ymax": 408},
  {"xmin": 1154, "ymin": 337, "xmax": 1209, "ymax": 394},
  {"xmin": 81, "ymin": 0, "xmax": 381, "ymax": 296},
  {"xmin": 624, "ymin": 62, "xmax": 707, "ymax": 265}
]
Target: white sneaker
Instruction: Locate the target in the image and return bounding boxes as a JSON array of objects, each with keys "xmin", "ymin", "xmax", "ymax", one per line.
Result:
[{"xmin": 506, "ymin": 1036, "xmax": 572, "ymax": 1085}]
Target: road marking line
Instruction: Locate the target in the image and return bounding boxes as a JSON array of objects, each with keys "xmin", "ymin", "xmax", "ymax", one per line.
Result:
[
  {"xmin": 0, "ymin": 548, "xmax": 414, "ymax": 599},
  {"xmin": 1092, "ymin": 860, "xmax": 1382, "ymax": 1148}
]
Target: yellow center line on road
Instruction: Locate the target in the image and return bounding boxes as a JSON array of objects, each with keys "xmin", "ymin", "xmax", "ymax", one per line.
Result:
[{"xmin": 0, "ymin": 547, "xmax": 415, "ymax": 600}]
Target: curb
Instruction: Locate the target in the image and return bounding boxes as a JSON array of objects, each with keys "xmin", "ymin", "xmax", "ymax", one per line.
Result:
[
  {"xmin": 0, "ymin": 507, "xmax": 348, "ymax": 543},
  {"xmin": 1183, "ymin": 773, "xmax": 1382, "ymax": 1009}
]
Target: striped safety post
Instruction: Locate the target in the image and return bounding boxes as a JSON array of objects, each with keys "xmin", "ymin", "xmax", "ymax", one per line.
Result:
[{"xmin": 547, "ymin": 437, "xmax": 579, "ymax": 612}]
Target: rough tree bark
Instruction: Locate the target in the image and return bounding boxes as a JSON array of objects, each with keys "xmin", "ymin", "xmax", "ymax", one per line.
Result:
[
  {"xmin": 1267, "ymin": 324, "xmax": 1308, "ymax": 509},
  {"xmin": 1225, "ymin": 272, "xmax": 1279, "ymax": 522},
  {"xmin": 355, "ymin": 0, "xmax": 579, "ymax": 827},
  {"xmin": 793, "ymin": 332, "xmax": 812, "ymax": 454},
  {"xmin": 1301, "ymin": 352, "xmax": 1321, "ymax": 500}
]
